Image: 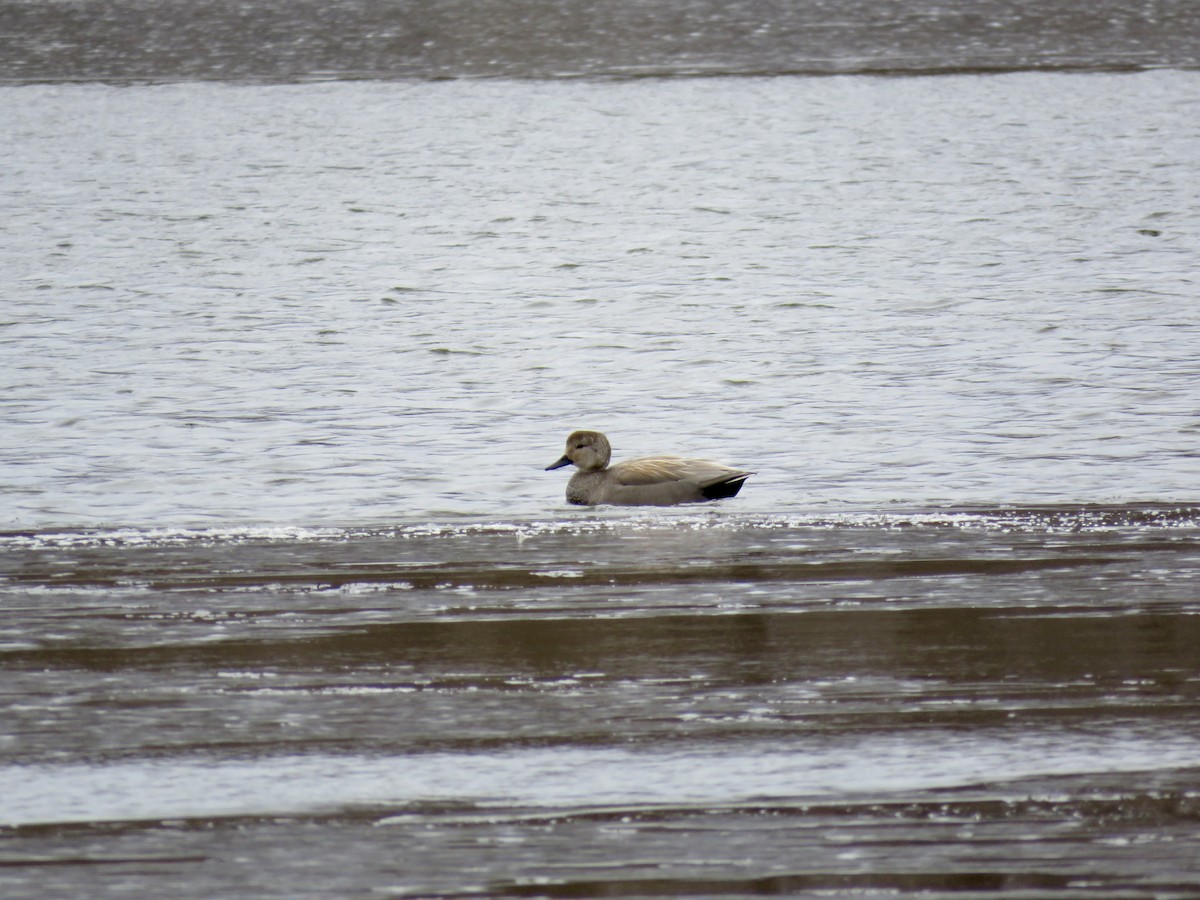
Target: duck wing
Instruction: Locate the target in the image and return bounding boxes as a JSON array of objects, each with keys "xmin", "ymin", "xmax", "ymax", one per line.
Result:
[
  {"xmin": 600, "ymin": 456, "xmax": 751, "ymax": 505},
  {"xmin": 609, "ymin": 456, "xmax": 747, "ymax": 487}
]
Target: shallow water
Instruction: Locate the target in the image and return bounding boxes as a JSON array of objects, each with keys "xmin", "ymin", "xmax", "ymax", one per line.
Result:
[
  {"xmin": 3, "ymin": 508, "xmax": 1200, "ymax": 895},
  {"xmin": 3, "ymin": 12, "xmax": 1200, "ymax": 897}
]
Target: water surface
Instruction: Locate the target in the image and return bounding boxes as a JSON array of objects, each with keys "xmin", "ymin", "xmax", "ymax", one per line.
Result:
[
  {"xmin": 2, "ymin": 509, "xmax": 1200, "ymax": 895},
  {"xmin": 2, "ymin": 11, "xmax": 1200, "ymax": 897},
  {"xmin": 3, "ymin": 0, "xmax": 1199, "ymax": 81},
  {"xmin": 4, "ymin": 73, "xmax": 1198, "ymax": 528}
]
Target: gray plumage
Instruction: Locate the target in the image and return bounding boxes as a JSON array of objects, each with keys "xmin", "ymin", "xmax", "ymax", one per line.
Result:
[{"xmin": 545, "ymin": 430, "xmax": 752, "ymax": 506}]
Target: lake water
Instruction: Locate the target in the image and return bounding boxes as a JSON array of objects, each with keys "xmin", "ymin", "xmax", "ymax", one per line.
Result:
[
  {"xmin": 2, "ymin": 3, "xmax": 1200, "ymax": 897},
  {"xmin": 5, "ymin": 73, "xmax": 1199, "ymax": 526}
]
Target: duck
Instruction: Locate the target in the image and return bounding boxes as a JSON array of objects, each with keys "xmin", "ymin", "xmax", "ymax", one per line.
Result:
[{"xmin": 545, "ymin": 430, "xmax": 752, "ymax": 506}]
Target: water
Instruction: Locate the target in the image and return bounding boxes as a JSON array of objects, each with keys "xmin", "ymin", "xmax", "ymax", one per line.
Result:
[
  {"xmin": 3, "ymin": 3, "xmax": 1200, "ymax": 897},
  {"xmin": 2, "ymin": 0, "xmax": 1199, "ymax": 81},
  {"xmin": 3, "ymin": 511, "xmax": 1200, "ymax": 895},
  {"xmin": 4, "ymin": 74, "xmax": 1199, "ymax": 526}
]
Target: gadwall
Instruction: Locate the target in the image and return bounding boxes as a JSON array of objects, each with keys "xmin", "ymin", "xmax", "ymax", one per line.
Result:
[{"xmin": 546, "ymin": 430, "xmax": 752, "ymax": 506}]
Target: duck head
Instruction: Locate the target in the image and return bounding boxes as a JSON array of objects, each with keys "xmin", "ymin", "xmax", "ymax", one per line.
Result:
[{"xmin": 545, "ymin": 430, "xmax": 612, "ymax": 473}]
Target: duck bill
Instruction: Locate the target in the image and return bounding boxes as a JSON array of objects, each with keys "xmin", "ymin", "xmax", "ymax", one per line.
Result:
[{"xmin": 545, "ymin": 455, "xmax": 572, "ymax": 470}]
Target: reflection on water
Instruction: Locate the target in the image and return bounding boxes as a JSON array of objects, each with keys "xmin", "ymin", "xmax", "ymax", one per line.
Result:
[{"xmin": 4, "ymin": 732, "xmax": 1199, "ymax": 827}]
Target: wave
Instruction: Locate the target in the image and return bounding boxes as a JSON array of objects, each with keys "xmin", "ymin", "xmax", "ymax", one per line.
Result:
[{"xmin": 3, "ymin": 502, "xmax": 1198, "ymax": 552}]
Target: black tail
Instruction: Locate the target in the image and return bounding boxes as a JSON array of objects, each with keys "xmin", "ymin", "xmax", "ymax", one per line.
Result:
[{"xmin": 701, "ymin": 473, "xmax": 751, "ymax": 501}]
